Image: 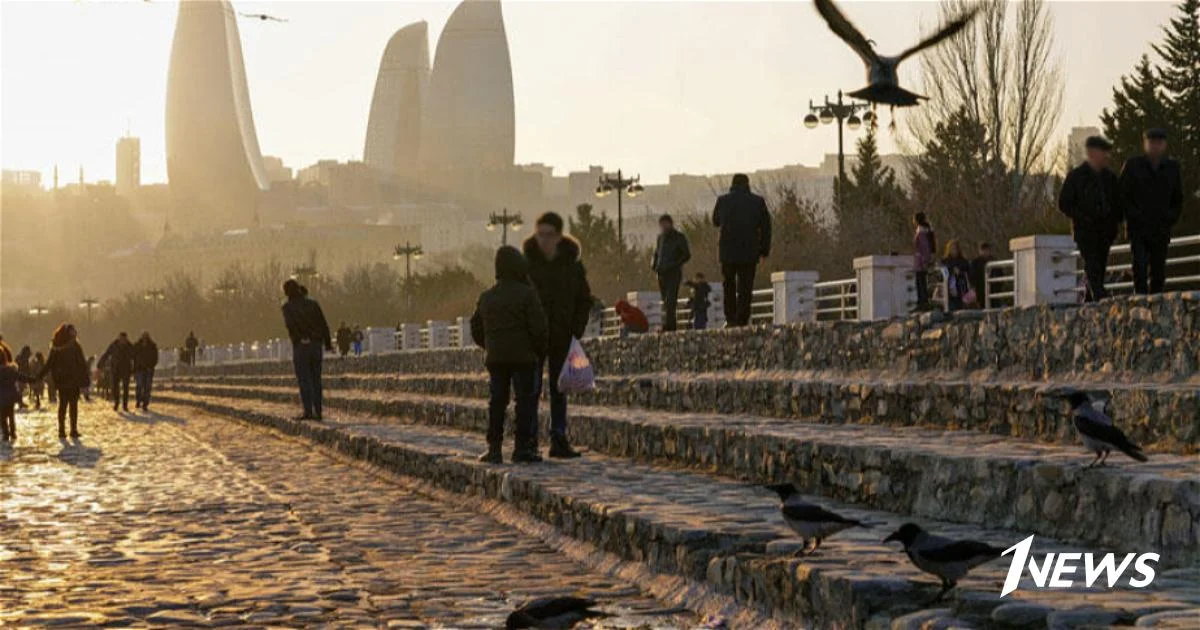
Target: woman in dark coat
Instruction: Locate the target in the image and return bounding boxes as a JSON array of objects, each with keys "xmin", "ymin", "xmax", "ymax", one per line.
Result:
[{"xmin": 35, "ymin": 323, "xmax": 90, "ymax": 439}]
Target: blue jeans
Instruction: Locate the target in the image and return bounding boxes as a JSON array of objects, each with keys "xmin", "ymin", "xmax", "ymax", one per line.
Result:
[
  {"xmin": 535, "ymin": 354, "xmax": 568, "ymax": 438},
  {"xmin": 292, "ymin": 341, "xmax": 324, "ymax": 417},
  {"xmin": 487, "ymin": 364, "xmax": 538, "ymax": 451},
  {"xmin": 135, "ymin": 369, "xmax": 154, "ymax": 407}
]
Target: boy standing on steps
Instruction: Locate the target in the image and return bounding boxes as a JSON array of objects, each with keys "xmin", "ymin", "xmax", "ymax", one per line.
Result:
[{"xmin": 470, "ymin": 246, "xmax": 549, "ymax": 464}]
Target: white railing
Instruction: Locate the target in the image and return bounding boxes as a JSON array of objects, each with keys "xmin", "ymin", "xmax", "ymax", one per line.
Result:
[
  {"xmin": 1053, "ymin": 234, "xmax": 1200, "ymax": 300},
  {"xmin": 984, "ymin": 259, "xmax": 1016, "ymax": 309},
  {"xmin": 814, "ymin": 278, "xmax": 858, "ymax": 320}
]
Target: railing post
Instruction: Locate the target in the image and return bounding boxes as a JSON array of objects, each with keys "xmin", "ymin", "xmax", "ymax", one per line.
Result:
[
  {"xmin": 456, "ymin": 316, "xmax": 473, "ymax": 347},
  {"xmin": 364, "ymin": 327, "xmax": 397, "ymax": 355},
  {"xmin": 627, "ymin": 291, "xmax": 662, "ymax": 331},
  {"xmin": 426, "ymin": 320, "xmax": 450, "ymax": 348},
  {"xmin": 1010, "ymin": 234, "xmax": 1077, "ymax": 307},
  {"xmin": 771, "ymin": 271, "xmax": 819, "ymax": 325},
  {"xmin": 853, "ymin": 255, "xmax": 915, "ymax": 321},
  {"xmin": 399, "ymin": 323, "xmax": 422, "ymax": 351},
  {"xmin": 703, "ymin": 282, "xmax": 725, "ymax": 329}
]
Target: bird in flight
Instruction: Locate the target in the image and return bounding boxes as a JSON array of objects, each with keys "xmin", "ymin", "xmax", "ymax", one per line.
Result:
[
  {"xmin": 239, "ymin": 12, "xmax": 288, "ymax": 23},
  {"xmin": 813, "ymin": 0, "xmax": 979, "ymax": 108}
]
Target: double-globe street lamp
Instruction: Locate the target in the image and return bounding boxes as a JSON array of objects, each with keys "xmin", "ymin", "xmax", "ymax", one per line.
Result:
[
  {"xmin": 393, "ymin": 241, "xmax": 424, "ymax": 316},
  {"xmin": 803, "ymin": 90, "xmax": 873, "ymax": 209},
  {"xmin": 143, "ymin": 289, "xmax": 167, "ymax": 315},
  {"xmin": 79, "ymin": 297, "xmax": 101, "ymax": 324},
  {"xmin": 594, "ymin": 169, "xmax": 644, "ymax": 251},
  {"xmin": 486, "ymin": 209, "xmax": 523, "ymax": 247},
  {"xmin": 28, "ymin": 305, "xmax": 50, "ymax": 317}
]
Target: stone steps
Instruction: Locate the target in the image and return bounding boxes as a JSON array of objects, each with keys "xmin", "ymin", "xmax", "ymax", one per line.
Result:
[
  {"xmin": 177, "ymin": 371, "xmax": 1200, "ymax": 454},
  {"xmin": 154, "ymin": 390, "xmax": 1200, "ymax": 629},
  {"xmin": 162, "ymin": 380, "xmax": 1200, "ymax": 569}
]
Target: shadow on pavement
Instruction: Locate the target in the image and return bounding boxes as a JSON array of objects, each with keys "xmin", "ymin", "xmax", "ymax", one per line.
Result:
[
  {"xmin": 115, "ymin": 409, "xmax": 187, "ymax": 426},
  {"xmin": 57, "ymin": 439, "xmax": 103, "ymax": 468}
]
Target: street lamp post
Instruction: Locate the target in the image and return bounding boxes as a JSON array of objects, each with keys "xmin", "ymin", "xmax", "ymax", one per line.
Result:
[
  {"xmin": 143, "ymin": 289, "xmax": 166, "ymax": 314},
  {"xmin": 486, "ymin": 209, "xmax": 523, "ymax": 247},
  {"xmin": 594, "ymin": 169, "xmax": 645, "ymax": 251},
  {"xmin": 803, "ymin": 90, "xmax": 872, "ymax": 209},
  {"xmin": 28, "ymin": 305, "xmax": 50, "ymax": 318},
  {"xmin": 290, "ymin": 265, "xmax": 320, "ymax": 287},
  {"xmin": 392, "ymin": 241, "xmax": 423, "ymax": 316},
  {"xmin": 79, "ymin": 297, "xmax": 100, "ymax": 324}
]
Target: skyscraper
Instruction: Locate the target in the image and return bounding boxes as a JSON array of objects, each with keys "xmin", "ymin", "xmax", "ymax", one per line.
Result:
[
  {"xmin": 364, "ymin": 22, "xmax": 429, "ymax": 179},
  {"xmin": 116, "ymin": 135, "xmax": 140, "ymax": 197},
  {"xmin": 420, "ymin": 0, "xmax": 515, "ymax": 200},
  {"xmin": 165, "ymin": 0, "xmax": 270, "ymax": 233}
]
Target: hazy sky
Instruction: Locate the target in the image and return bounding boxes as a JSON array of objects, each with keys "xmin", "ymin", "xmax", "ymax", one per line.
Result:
[{"xmin": 0, "ymin": 1, "xmax": 1179, "ymax": 186}]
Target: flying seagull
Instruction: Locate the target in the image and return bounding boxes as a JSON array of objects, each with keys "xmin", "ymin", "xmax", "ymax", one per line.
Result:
[
  {"xmin": 239, "ymin": 12, "xmax": 288, "ymax": 22},
  {"xmin": 505, "ymin": 596, "xmax": 610, "ymax": 629},
  {"xmin": 813, "ymin": 0, "xmax": 979, "ymax": 107},
  {"xmin": 765, "ymin": 483, "xmax": 869, "ymax": 555},
  {"xmin": 883, "ymin": 523, "xmax": 1005, "ymax": 602},
  {"xmin": 1065, "ymin": 391, "xmax": 1147, "ymax": 468}
]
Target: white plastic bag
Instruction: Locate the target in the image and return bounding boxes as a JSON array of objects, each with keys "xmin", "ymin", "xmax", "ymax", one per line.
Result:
[{"xmin": 557, "ymin": 337, "xmax": 596, "ymax": 394}]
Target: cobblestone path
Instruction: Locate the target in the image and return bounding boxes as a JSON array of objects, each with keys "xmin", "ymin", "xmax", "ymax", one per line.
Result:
[{"xmin": 0, "ymin": 402, "xmax": 698, "ymax": 628}]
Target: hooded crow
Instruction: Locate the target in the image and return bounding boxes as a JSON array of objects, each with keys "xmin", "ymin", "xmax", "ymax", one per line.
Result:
[
  {"xmin": 505, "ymin": 596, "xmax": 609, "ymax": 629},
  {"xmin": 765, "ymin": 483, "xmax": 868, "ymax": 555},
  {"xmin": 813, "ymin": 0, "xmax": 979, "ymax": 107},
  {"xmin": 1066, "ymin": 391, "xmax": 1147, "ymax": 468},
  {"xmin": 883, "ymin": 523, "xmax": 1005, "ymax": 602}
]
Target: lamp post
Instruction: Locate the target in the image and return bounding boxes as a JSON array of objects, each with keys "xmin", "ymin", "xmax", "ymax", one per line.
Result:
[
  {"xmin": 392, "ymin": 241, "xmax": 423, "ymax": 316},
  {"xmin": 78, "ymin": 297, "xmax": 100, "ymax": 324},
  {"xmin": 486, "ymin": 209, "xmax": 523, "ymax": 246},
  {"xmin": 143, "ymin": 289, "xmax": 166, "ymax": 313},
  {"xmin": 803, "ymin": 90, "xmax": 872, "ymax": 209},
  {"xmin": 290, "ymin": 265, "xmax": 319, "ymax": 287},
  {"xmin": 594, "ymin": 169, "xmax": 644, "ymax": 251},
  {"xmin": 212, "ymin": 281, "xmax": 239, "ymax": 298},
  {"xmin": 28, "ymin": 305, "xmax": 50, "ymax": 318}
]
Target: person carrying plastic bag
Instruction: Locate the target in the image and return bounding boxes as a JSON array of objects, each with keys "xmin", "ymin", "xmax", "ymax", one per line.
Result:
[{"xmin": 557, "ymin": 338, "xmax": 595, "ymax": 394}]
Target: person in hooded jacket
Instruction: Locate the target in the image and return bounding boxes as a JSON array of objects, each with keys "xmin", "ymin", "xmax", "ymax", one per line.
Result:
[
  {"xmin": 712, "ymin": 174, "xmax": 771, "ymax": 326},
  {"xmin": 99, "ymin": 332, "xmax": 135, "ymax": 412},
  {"xmin": 133, "ymin": 332, "xmax": 159, "ymax": 410},
  {"xmin": 0, "ymin": 341, "xmax": 36, "ymax": 441},
  {"xmin": 523, "ymin": 212, "xmax": 593, "ymax": 459},
  {"xmin": 35, "ymin": 323, "xmax": 90, "ymax": 439},
  {"xmin": 470, "ymin": 246, "xmax": 549, "ymax": 464}
]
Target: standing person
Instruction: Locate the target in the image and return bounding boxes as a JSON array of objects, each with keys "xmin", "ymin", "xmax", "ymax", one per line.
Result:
[
  {"xmin": 35, "ymin": 324, "xmax": 90, "ymax": 440},
  {"xmin": 685, "ymin": 272, "xmax": 712, "ymax": 330},
  {"xmin": 1060, "ymin": 136, "xmax": 1123, "ymax": 302},
  {"xmin": 133, "ymin": 332, "xmax": 159, "ymax": 411},
  {"xmin": 523, "ymin": 212, "xmax": 593, "ymax": 459},
  {"xmin": 968, "ymin": 243, "xmax": 995, "ymax": 308},
  {"xmin": 912, "ymin": 213, "xmax": 937, "ymax": 311},
  {"xmin": 99, "ymin": 332, "xmax": 135, "ymax": 412},
  {"xmin": 336, "ymin": 322, "xmax": 353, "ymax": 357},
  {"xmin": 1120, "ymin": 129, "xmax": 1184, "ymax": 294},
  {"xmin": 0, "ymin": 342, "xmax": 35, "ymax": 442},
  {"xmin": 184, "ymin": 331, "xmax": 199, "ymax": 366},
  {"xmin": 941, "ymin": 240, "xmax": 972, "ymax": 312},
  {"xmin": 352, "ymin": 326, "xmax": 364, "ymax": 357},
  {"xmin": 469, "ymin": 246, "xmax": 549, "ymax": 464},
  {"xmin": 281, "ymin": 278, "xmax": 333, "ymax": 421},
  {"xmin": 14, "ymin": 346, "xmax": 32, "ymax": 410},
  {"xmin": 712, "ymin": 174, "xmax": 771, "ymax": 326},
  {"xmin": 28, "ymin": 351, "xmax": 45, "ymax": 410},
  {"xmin": 651, "ymin": 214, "xmax": 691, "ymax": 332},
  {"xmin": 83, "ymin": 355, "xmax": 95, "ymax": 401}
]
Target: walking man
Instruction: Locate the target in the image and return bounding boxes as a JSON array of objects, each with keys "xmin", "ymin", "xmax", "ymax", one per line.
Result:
[
  {"xmin": 1060, "ymin": 136, "xmax": 1122, "ymax": 302},
  {"xmin": 281, "ymin": 279, "xmax": 333, "ymax": 421},
  {"xmin": 651, "ymin": 214, "xmax": 691, "ymax": 332},
  {"xmin": 712, "ymin": 173, "xmax": 771, "ymax": 326},
  {"xmin": 1120, "ymin": 129, "xmax": 1184, "ymax": 294},
  {"xmin": 132, "ymin": 332, "xmax": 159, "ymax": 410},
  {"xmin": 336, "ymin": 322, "xmax": 352, "ymax": 357},
  {"xmin": 523, "ymin": 212, "xmax": 593, "ymax": 458},
  {"xmin": 184, "ymin": 331, "xmax": 199, "ymax": 366},
  {"xmin": 99, "ymin": 332, "xmax": 135, "ymax": 412}
]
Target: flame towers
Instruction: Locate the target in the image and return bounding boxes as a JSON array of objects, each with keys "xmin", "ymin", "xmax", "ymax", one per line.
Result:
[
  {"xmin": 166, "ymin": 0, "xmax": 270, "ymax": 233},
  {"xmin": 364, "ymin": 22, "xmax": 430, "ymax": 179}
]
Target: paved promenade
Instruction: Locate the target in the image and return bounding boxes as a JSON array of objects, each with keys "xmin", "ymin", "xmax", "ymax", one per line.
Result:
[{"xmin": 0, "ymin": 403, "xmax": 698, "ymax": 628}]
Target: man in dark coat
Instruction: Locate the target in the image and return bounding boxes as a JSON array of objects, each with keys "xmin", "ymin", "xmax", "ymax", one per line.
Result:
[
  {"xmin": 184, "ymin": 331, "xmax": 199, "ymax": 366},
  {"xmin": 712, "ymin": 173, "xmax": 771, "ymax": 326},
  {"xmin": 523, "ymin": 212, "xmax": 593, "ymax": 458},
  {"xmin": 1059, "ymin": 136, "xmax": 1123, "ymax": 302},
  {"xmin": 132, "ymin": 332, "xmax": 159, "ymax": 410},
  {"xmin": 281, "ymin": 279, "xmax": 333, "ymax": 420},
  {"xmin": 470, "ymin": 246, "xmax": 549, "ymax": 464},
  {"xmin": 1120, "ymin": 128, "xmax": 1184, "ymax": 294},
  {"xmin": 651, "ymin": 214, "xmax": 691, "ymax": 332},
  {"xmin": 335, "ymin": 322, "xmax": 352, "ymax": 357},
  {"xmin": 99, "ymin": 332, "xmax": 135, "ymax": 412}
]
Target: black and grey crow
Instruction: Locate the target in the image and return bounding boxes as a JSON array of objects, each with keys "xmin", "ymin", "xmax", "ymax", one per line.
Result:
[
  {"xmin": 1066, "ymin": 391, "xmax": 1147, "ymax": 468},
  {"xmin": 765, "ymin": 483, "xmax": 868, "ymax": 555},
  {"xmin": 505, "ymin": 596, "xmax": 609, "ymax": 629},
  {"xmin": 883, "ymin": 523, "xmax": 1005, "ymax": 602},
  {"xmin": 813, "ymin": 0, "xmax": 979, "ymax": 107}
]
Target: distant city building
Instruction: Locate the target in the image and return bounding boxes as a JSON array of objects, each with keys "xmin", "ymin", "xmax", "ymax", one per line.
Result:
[
  {"xmin": 364, "ymin": 22, "xmax": 429, "ymax": 182},
  {"xmin": 297, "ymin": 160, "xmax": 379, "ymax": 209},
  {"xmin": 263, "ymin": 156, "xmax": 294, "ymax": 183},
  {"xmin": 116, "ymin": 135, "xmax": 141, "ymax": 196},
  {"xmin": 1067, "ymin": 126, "xmax": 1102, "ymax": 168},
  {"xmin": 1, "ymin": 170, "xmax": 42, "ymax": 190},
  {"xmin": 165, "ymin": 0, "xmax": 270, "ymax": 233}
]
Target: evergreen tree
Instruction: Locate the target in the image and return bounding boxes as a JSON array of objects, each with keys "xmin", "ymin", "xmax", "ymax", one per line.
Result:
[
  {"xmin": 837, "ymin": 126, "xmax": 910, "ymax": 257},
  {"xmin": 1100, "ymin": 56, "xmax": 1170, "ymax": 168},
  {"xmin": 1153, "ymin": 0, "xmax": 1200, "ymax": 229}
]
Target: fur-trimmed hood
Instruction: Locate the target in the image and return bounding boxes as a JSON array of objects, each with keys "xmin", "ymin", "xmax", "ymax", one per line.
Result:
[{"xmin": 522, "ymin": 234, "xmax": 582, "ymax": 265}]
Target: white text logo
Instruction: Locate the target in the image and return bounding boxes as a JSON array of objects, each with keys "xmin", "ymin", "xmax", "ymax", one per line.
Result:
[{"xmin": 999, "ymin": 535, "xmax": 1158, "ymax": 597}]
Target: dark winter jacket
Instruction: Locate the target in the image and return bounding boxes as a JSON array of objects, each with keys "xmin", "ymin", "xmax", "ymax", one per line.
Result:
[
  {"xmin": 336, "ymin": 326, "xmax": 352, "ymax": 351},
  {"xmin": 0, "ymin": 365, "xmax": 34, "ymax": 408},
  {"xmin": 133, "ymin": 338, "xmax": 159, "ymax": 371},
  {"xmin": 523, "ymin": 235, "xmax": 593, "ymax": 359},
  {"xmin": 282, "ymin": 296, "xmax": 333, "ymax": 350},
  {"xmin": 652, "ymin": 228, "xmax": 691, "ymax": 273},
  {"xmin": 969, "ymin": 255, "xmax": 994, "ymax": 303},
  {"xmin": 686, "ymin": 280, "xmax": 712, "ymax": 313},
  {"xmin": 1059, "ymin": 162, "xmax": 1122, "ymax": 237},
  {"xmin": 712, "ymin": 185, "xmax": 772, "ymax": 265},
  {"xmin": 100, "ymin": 337, "xmax": 136, "ymax": 376},
  {"xmin": 470, "ymin": 246, "xmax": 549, "ymax": 367},
  {"xmin": 37, "ymin": 340, "xmax": 90, "ymax": 392},
  {"xmin": 1120, "ymin": 155, "xmax": 1184, "ymax": 236}
]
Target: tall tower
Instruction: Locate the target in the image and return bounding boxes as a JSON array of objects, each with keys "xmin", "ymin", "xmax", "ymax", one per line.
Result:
[
  {"xmin": 364, "ymin": 22, "xmax": 429, "ymax": 180},
  {"xmin": 165, "ymin": 0, "xmax": 270, "ymax": 233},
  {"xmin": 116, "ymin": 135, "xmax": 141, "ymax": 197}
]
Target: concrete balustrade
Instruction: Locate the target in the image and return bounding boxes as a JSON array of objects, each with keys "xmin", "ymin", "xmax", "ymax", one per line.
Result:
[{"xmin": 1011, "ymin": 234, "xmax": 1078, "ymax": 307}]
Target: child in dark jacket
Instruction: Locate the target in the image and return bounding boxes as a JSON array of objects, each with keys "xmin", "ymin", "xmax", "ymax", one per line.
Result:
[
  {"xmin": 0, "ymin": 342, "xmax": 35, "ymax": 441},
  {"xmin": 35, "ymin": 324, "xmax": 91, "ymax": 439},
  {"xmin": 470, "ymin": 246, "xmax": 549, "ymax": 465}
]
